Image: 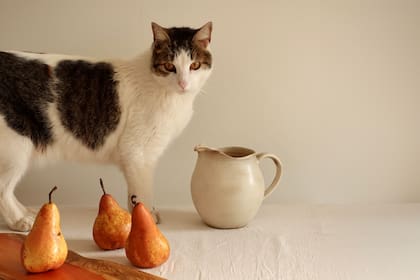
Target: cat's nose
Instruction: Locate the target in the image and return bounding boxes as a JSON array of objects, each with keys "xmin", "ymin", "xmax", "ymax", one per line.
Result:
[{"xmin": 178, "ymin": 80, "xmax": 188, "ymax": 90}]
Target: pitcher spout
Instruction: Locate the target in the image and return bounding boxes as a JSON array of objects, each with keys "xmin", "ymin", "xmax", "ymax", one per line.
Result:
[{"xmin": 194, "ymin": 145, "xmax": 220, "ymax": 154}]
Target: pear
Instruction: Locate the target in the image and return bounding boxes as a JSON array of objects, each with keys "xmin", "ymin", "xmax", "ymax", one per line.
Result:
[
  {"xmin": 125, "ymin": 196, "xmax": 170, "ymax": 268},
  {"xmin": 93, "ymin": 178, "xmax": 131, "ymax": 250},
  {"xmin": 21, "ymin": 186, "xmax": 68, "ymax": 273}
]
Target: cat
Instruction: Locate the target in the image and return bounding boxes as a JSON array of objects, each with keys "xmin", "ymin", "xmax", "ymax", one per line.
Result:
[{"xmin": 0, "ymin": 22, "xmax": 213, "ymax": 231}]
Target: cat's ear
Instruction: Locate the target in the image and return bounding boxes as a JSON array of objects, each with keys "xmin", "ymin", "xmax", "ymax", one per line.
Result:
[
  {"xmin": 151, "ymin": 22, "xmax": 170, "ymax": 42},
  {"xmin": 194, "ymin": 22, "xmax": 212, "ymax": 48}
]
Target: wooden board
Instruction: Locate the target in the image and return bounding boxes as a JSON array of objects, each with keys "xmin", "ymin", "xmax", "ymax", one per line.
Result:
[{"xmin": 0, "ymin": 233, "xmax": 165, "ymax": 280}]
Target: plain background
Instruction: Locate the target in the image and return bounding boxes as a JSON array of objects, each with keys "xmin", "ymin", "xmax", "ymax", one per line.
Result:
[{"xmin": 0, "ymin": 0, "xmax": 419, "ymax": 208}]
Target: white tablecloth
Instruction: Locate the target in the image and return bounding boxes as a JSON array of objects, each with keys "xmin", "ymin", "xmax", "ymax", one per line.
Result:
[{"xmin": 1, "ymin": 204, "xmax": 419, "ymax": 280}]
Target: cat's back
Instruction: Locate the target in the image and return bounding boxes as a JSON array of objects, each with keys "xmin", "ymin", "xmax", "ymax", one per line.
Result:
[
  {"xmin": 0, "ymin": 50, "xmax": 96, "ymax": 68},
  {"xmin": 0, "ymin": 50, "xmax": 109, "ymax": 91},
  {"xmin": 0, "ymin": 50, "xmax": 114, "ymax": 84},
  {"xmin": 0, "ymin": 51, "xmax": 122, "ymax": 151},
  {"xmin": 0, "ymin": 51, "xmax": 56, "ymax": 148}
]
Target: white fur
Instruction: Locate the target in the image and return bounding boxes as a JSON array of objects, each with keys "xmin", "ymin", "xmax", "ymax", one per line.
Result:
[{"xmin": 0, "ymin": 48, "xmax": 211, "ymax": 231}]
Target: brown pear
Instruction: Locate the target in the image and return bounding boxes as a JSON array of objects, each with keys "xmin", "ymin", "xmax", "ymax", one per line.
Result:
[
  {"xmin": 93, "ymin": 178, "xmax": 131, "ymax": 250},
  {"xmin": 21, "ymin": 186, "xmax": 68, "ymax": 273},
  {"xmin": 125, "ymin": 196, "xmax": 170, "ymax": 268}
]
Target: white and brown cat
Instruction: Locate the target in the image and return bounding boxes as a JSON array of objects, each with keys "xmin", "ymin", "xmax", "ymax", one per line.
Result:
[{"xmin": 0, "ymin": 22, "xmax": 213, "ymax": 231}]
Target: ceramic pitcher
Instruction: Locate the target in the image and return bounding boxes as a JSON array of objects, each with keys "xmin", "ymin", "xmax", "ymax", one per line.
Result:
[{"xmin": 191, "ymin": 145, "xmax": 282, "ymax": 229}]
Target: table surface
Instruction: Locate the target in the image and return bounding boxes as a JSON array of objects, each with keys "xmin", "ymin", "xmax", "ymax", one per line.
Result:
[{"xmin": 1, "ymin": 203, "xmax": 419, "ymax": 280}]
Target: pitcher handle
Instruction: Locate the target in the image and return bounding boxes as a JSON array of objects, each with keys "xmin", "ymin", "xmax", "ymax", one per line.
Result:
[{"xmin": 256, "ymin": 153, "xmax": 283, "ymax": 198}]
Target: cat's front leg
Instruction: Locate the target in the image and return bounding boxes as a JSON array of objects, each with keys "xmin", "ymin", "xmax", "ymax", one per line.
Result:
[
  {"xmin": 122, "ymin": 162, "xmax": 160, "ymax": 223},
  {"xmin": 0, "ymin": 134, "xmax": 36, "ymax": 231},
  {"xmin": 0, "ymin": 163, "xmax": 35, "ymax": 231}
]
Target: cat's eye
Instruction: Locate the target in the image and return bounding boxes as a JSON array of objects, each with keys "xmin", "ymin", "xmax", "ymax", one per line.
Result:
[
  {"xmin": 164, "ymin": 62, "xmax": 176, "ymax": 72},
  {"xmin": 190, "ymin": 62, "xmax": 201, "ymax": 71}
]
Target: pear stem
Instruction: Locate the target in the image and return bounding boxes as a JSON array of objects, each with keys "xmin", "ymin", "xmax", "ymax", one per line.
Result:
[
  {"xmin": 99, "ymin": 178, "xmax": 106, "ymax": 195},
  {"xmin": 49, "ymin": 186, "xmax": 58, "ymax": 204},
  {"xmin": 131, "ymin": 195, "xmax": 138, "ymax": 206}
]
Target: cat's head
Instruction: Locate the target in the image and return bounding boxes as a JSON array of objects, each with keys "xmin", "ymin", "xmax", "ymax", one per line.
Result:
[{"xmin": 151, "ymin": 22, "xmax": 212, "ymax": 94}]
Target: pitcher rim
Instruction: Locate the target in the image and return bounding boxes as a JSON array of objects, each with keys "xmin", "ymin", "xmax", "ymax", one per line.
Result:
[{"xmin": 194, "ymin": 145, "xmax": 257, "ymax": 159}]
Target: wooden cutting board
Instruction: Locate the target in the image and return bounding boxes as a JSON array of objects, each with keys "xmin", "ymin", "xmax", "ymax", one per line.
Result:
[{"xmin": 0, "ymin": 233, "xmax": 166, "ymax": 280}]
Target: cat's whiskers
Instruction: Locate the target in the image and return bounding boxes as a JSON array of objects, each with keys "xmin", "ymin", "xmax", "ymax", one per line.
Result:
[{"xmin": 198, "ymin": 88, "xmax": 208, "ymax": 96}]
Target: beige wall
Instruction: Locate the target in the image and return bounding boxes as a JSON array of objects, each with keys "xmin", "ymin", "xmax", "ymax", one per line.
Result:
[{"xmin": 0, "ymin": 0, "xmax": 419, "ymax": 207}]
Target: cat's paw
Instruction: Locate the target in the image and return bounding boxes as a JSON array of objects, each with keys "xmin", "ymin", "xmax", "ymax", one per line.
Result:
[
  {"xmin": 151, "ymin": 207, "xmax": 161, "ymax": 224},
  {"xmin": 126, "ymin": 196, "xmax": 160, "ymax": 223},
  {"xmin": 10, "ymin": 214, "xmax": 35, "ymax": 232}
]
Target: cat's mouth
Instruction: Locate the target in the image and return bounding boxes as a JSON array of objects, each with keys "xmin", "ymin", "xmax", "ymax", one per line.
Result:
[
  {"xmin": 176, "ymin": 83, "xmax": 189, "ymax": 94},
  {"xmin": 176, "ymin": 87, "xmax": 190, "ymax": 94}
]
